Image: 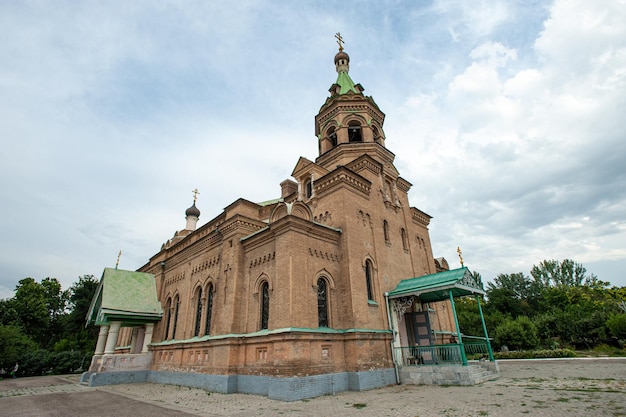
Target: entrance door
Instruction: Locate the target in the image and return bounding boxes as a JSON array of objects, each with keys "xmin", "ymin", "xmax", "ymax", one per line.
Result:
[{"xmin": 411, "ymin": 311, "xmax": 435, "ymax": 364}]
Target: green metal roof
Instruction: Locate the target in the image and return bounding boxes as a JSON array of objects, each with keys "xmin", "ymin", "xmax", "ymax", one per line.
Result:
[
  {"xmin": 336, "ymin": 71, "xmax": 358, "ymax": 94},
  {"xmin": 388, "ymin": 267, "xmax": 485, "ymax": 302},
  {"xmin": 86, "ymin": 268, "xmax": 163, "ymax": 326}
]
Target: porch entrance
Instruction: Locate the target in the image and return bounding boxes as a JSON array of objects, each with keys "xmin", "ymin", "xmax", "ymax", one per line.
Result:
[
  {"xmin": 406, "ymin": 311, "xmax": 435, "ymax": 364},
  {"xmin": 388, "ymin": 267, "xmax": 496, "ymax": 367}
]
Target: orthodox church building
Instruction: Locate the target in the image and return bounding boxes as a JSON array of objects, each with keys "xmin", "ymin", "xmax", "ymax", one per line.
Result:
[{"xmin": 84, "ymin": 39, "xmax": 496, "ymax": 401}]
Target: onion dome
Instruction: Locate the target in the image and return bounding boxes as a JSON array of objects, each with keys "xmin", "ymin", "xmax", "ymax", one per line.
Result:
[
  {"xmin": 334, "ymin": 50, "xmax": 349, "ymax": 66},
  {"xmin": 185, "ymin": 203, "xmax": 200, "ymax": 218}
]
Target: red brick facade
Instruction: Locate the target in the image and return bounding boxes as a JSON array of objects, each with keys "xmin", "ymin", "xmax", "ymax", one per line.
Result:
[{"xmin": 115, "ymin": 47, "xmax": 454, "ymax": 380}]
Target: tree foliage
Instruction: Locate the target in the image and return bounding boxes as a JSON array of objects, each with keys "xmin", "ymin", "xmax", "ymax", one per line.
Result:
[
  {"xmin": 0, "ymin": 275, "xmax": 98, "ymax": 375},
  {"xmin": 456, "ymin": 259, "xmax": 626, "ymax": 353},
  {"xmin": 494, "ymin": 316, "xmax": 538, "ymax": 351}
]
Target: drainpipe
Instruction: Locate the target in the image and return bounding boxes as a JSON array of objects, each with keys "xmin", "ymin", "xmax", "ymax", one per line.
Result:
[{"xmin": 384, "ymin": 292, "xmax": 400, "ymax": 384}]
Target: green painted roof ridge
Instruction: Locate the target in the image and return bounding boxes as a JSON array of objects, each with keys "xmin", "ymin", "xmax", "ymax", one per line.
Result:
[
  {"xmin": 257, "ymin": 198, "xmax": 282, "ymax": 206},
  {"xmin": 151, "ymin": 327, "xmax": 390, "ymax": 346}
]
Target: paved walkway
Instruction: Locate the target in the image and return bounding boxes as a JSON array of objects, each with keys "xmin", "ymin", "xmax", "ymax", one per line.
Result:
[{"xmin": 1, "ymin": 358, "xmax": 625, "ymax": 416}]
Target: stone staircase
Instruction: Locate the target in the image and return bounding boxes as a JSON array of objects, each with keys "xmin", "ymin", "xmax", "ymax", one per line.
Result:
[
  {"xmin": 399, "ymin": 360, "xmax": 500, "ymax": 386},
  {"xmin": 467, "ymin": 361, "xmax": 499, "ymax": 384}
]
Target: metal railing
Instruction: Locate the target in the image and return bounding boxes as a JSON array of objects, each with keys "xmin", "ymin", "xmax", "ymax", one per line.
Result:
[{"xmin": 396, "ymin": 338, "xmax": 490, "ymax": 366}]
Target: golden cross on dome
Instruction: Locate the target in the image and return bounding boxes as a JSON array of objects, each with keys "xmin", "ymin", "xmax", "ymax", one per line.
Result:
[
  {"xmin": 335, "ymin": 32, "xmax": 344, "ymax": 52},
  {"xmin": 457, "ymin": 246, "xmax": 464, "ymax": 267},
  {"xmin": 192, "ymin": 188, "xmax": 200, "ymax": 203},
  {"xmin": 115, "ymin": 250, "xmax": 122, "ymax": 270}
]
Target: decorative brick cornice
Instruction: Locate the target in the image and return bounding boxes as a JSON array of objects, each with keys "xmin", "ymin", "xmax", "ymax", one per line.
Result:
[
  {"xmin": 317, "ymin": 103, "xmax": 384, "ymax": 129},
  {"xmin": 162, "ymin": 231, "xmax": 222, "ymax": 270},
  {"xmin": 314, "ymin": 167, "xmax": 371, "ymax": 199},
  {"xmin": 191, "ymin": 255, "xmax": 221, "ymax": 276},
  {"xmin": 164, "ymin": 271, "xmax": 186, "ymax": 288},
  {"xmin": 249, "ymin": 252, "xmax": 276, "ymax": 268},
  {"xmin": 308, "ymin": 248, "xmax": 341, "ymax": 262},
  {"xmin": 348, "ymin": 155, "xmax": 383, "ymax": 176},
  {"xmin": 411, "ymin": 207, "xmax": 432, "ymax": 226},
  {"xmin": 397, "ymin": 177, "xmax": 412, "ymax": 193},
  {"xmin": 219, "ymin": 216, "xmax": 265, "ymax": 236}
]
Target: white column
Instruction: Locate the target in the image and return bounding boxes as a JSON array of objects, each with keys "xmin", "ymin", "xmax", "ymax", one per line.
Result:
[
  {"xmin": 134, "ymin": 328, "xmax": 145, "ymax": 354},
  {"xmin": 94, "ymin": 325, "xmax": 110, "ymax": 355},
  {"xmin": 104, "ymin": 321, "xmax": 122, "ymax": 354},
  {"xmin": 141, "ymin": 323, "xmax": 154, "ymax": 353},
  {"xmin": 130, "ymin": 327, "xmax": 139, "ymax": 353}
]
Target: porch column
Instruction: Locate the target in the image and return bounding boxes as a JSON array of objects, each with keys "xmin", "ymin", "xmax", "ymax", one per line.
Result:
[
  {"xmin": 141, "ymin": 323, "xmax": 154, "ymax": 353},
  {"xmin": 449, "ymin": 290, "xmax": 468, "ymax": 365},
  {"xmin": 104, "ymin": 321, "xmax": 122, "ymax": 354},
  {"xmin": 130, "ymin": 327, "xmax": 139, "ymax": 353},
  {"xmin": 475, "ymin": 295, "xmax": 495, "ymax": 361},
  {"xmin": 94, "ymin": 325, "xmax": 109, "ymax": 355}
]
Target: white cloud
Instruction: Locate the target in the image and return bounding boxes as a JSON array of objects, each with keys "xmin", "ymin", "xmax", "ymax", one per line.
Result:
[
  {"xmin": 433, "ymin": 0, "xmax": 510, "ymax": 41},
  {"xmin": 0, "ymin": 0, "xmax": 625, "ymax": 299}
]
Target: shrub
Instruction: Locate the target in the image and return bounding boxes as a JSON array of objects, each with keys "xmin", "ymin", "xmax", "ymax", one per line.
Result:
[
  {"xmin": 18, "ymin": 349, "xmax": 51, "ymax": 376},
  {"xmin": 494, "ymin": 316, "xmax": 538, "ymax": 351},
  {"xmin": 0, "ymin": 325, "xmax": 37, "ymax": 370},
  {"xmin": 50, "ymin": 351, "xmax": 84, "ymax": 374},
  {"xmin": 606, "ymin": 314, "xmax": 626, "ymax": 340},
  {"xmin": 493, "ymin": 348, "xmax": 576, "ymax": 359}
]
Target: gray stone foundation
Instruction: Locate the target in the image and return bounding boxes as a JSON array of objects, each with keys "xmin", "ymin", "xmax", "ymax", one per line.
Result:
[{"xmin": 81, "ymin": 368, "xmax": 397, "ymax": 401}]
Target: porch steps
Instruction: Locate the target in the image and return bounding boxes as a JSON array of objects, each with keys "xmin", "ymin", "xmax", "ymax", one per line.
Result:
[
  {"xmin": 468, "ymin": 365, "xmax": 497, "ymax": 384},
  {"xmin": 399, "ymin": 361, "xmax": 500, "ymax": 386},
  {"xmin": 468, "ymin": 362, "xmax": 499, "ymax": 384}
]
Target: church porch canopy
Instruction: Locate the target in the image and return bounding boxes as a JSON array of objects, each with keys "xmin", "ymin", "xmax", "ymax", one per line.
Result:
[
  {"xmin": 86, "ymin": 268, "xmax": 163, "ymax": 327},
  {"xmin": 388, "ymin": 267, "xmax": 494, "ymax": 365},
  {"xmin": 388, "ymin": 267, "xmax": 485, "ymax": 302}
]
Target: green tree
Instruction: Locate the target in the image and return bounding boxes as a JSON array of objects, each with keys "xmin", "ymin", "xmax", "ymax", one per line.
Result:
[
  {"xmin": 486, "ymin": 273, "xmax": 541, "ymax": 318},
  {"xmin": 494, "ymin": 316, "xmax": 538, "ymax": 351},
  {"xmin": 64, "ymin": 275, "xmax": 99, "ymax": 352},
  {"xmin": 530, "ymin": 259, "xmax": 595, "ymax": 288},
  {"xmin": 42, "ymin": 278, "xmax": 69, "ymax": 348},
  {"xmin": 606, "ymin": 314, "xmax": 626, "ymax": 343},
  {"xmin": 0, "ymin": 298, "xmax": 18, "ymax": 326},
  {"xmin": 13, "ymin": 278, "xmax": 49, "ymax": 345},
  {"xmin": 454, "ymin": 297, "xmax": 482, "ymax": 337},
  {"xmin": 0, "ymin": 325, "xmax": 37, "ymax": 370},
  {"xmin": 1, "ymin": 274, "xmax": 99, "ymax": 376}
]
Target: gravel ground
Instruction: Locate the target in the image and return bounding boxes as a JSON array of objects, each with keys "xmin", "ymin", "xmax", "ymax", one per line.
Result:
[{"xmin": 1, "ymin": 358, "xmax": 624, "ymax": 417}]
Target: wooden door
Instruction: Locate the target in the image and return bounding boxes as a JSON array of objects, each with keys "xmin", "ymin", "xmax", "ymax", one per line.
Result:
[{"xmin": 412, "ymin": 311, "xmax": 435, "ymax": 364}]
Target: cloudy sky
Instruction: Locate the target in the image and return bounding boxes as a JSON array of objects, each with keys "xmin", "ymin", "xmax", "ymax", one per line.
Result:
[{"xmin": 1, "ymin": 0, "xmax": 625, "ymax": 299}]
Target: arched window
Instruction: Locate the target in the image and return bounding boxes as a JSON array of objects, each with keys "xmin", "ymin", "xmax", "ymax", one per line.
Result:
[
  {"xmin": 383, "ymin": 220, "xmax": 390, "ymax": 242},
  {"xmin": 205, "ymin": 283, "xmax": 214, "ymax": 335},
  {"xmin": 164, "ymin": 297, "xmax": 172, "ymax": 340},
  {"xmin": 401, "ymin": 228, "xmax": 408, "ymax": 251},
  {"xmin": 327, "ymin": 127, "xmax": 337, "ymax": 147},
  {"xmin": 372, "ymin": 125, "xmax": 381, "ymax": 144},
  {"xmin": 260, "ymin": 282, "xmax": 270, "ymax": 330},
  {"xmin": 348, "ymin": 121, "xmax": 362, "ymax": 142},
  {"xmin": 194, "ymin": 287, "xmax": 203, "ymax": 337},
  {"xmin": 171, "ymin": 295, "xmax": 180, "ymax": 340},
  {"xmin": 317, "ymin": 278, "xmax": 329, "ymax": 327},
  {"xmin": 365, "ymin": 260, "xmax": 374, "ymax": 301}
]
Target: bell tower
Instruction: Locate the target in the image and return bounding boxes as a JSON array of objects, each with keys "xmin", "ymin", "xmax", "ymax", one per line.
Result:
[{"xmin": 314, "ymin": 33, "xmax": 388, "ymax": 170}]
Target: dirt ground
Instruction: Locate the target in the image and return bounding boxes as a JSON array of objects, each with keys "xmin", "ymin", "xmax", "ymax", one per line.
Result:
[{"xmin": 1, "ymin": 358, "xmax": 625, "ymax": 416}]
